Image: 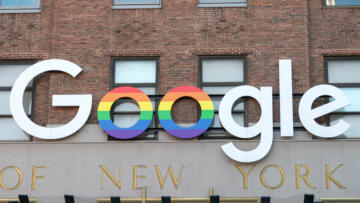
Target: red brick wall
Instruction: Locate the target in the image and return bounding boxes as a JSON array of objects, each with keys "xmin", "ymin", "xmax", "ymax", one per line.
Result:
[{"xmin": 2, "ymin": 0, "xmax": 350, "ymax": 126}]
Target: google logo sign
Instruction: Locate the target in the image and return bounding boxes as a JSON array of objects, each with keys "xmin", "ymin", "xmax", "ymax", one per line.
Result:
[
  {"xmin": 9, "ymin": 59, "xmax": 351, "ymax": 163},
  {"xmin": 98, "ymin": 86, "xmax": 214, "ymax": 139}
]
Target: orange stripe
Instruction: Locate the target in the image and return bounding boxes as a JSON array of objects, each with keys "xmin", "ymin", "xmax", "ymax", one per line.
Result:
[
  {"xmin": 109, "ymin": 86, "xmax": 143, "ymax": 93},
  {"xmin": 101, "ymin": 93, "xmax": 150, "ymax": 102},
  {"xmin": 161, "ymin": 92, "xmax": 211, "ymax": 101}
]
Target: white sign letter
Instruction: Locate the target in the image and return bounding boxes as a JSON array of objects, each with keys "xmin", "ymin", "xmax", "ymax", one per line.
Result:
[
  {"xmin": 279, "ymin": 59, "xmax": 294, "ymax": 137},
  {"xmin": 299, "ymin": 85, "xmax": 350, "ymax": 138},
  {"xmin": 219, "ymin": 85, "xmax": 273, "ymax": 163},
  {"xmin": 10, "ymin": 59, "xmax": 92, "ymax": 140}
]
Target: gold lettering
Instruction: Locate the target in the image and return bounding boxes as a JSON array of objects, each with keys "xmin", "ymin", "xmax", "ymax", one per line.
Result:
[
  {"xmin": 260, "ymin": 164, "xmax": 285, "ymax": 190},
  {"xmin": 31, "ymin": 166, "xmax": 46, "ymax": 190},
  {"xmin": 295, "ymin": 164, "xmax": 316, "ymax": 189},
  {"xmin": 0, "ymin": 166, "xmax": 23, "ymax": 191},
  {"xmin": 133, "ymin": 165, "xmax": 147, "ymax": 190},
  {"xmin": 325, "ymin": 164, "xmax": 345, "ymax": 189},
  {"xmin": 155, "ymin": 165, "xmax": 184, "ymax": 189},
  {"xmin": 235, "ymin": 164, "xmax": 256, "ymax": 189},
  {"xmin": 99, "ymin": 165, "xmax": 121, "ymax": 190}
]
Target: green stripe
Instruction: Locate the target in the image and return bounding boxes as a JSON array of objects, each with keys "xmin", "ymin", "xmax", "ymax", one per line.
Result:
[
  {"xmin": 97, "ymin": 111, "xmax": 111, "ymax": 120},
  {"xmin": 159, "ymin": 110, "xmax": 214, "ymax": 120},
  {"xmin": 98, "ymin": 111, "xmax": 152, "ymax": 120},
  {"xmin": 159, "ymin": 110, "xmax": 172, "ymax": 120},
  {"xmin": 139, "ymin": 111, "xmax": 153, "ymax": 120},
  {"xmin": 200, "ymin": 110, "xmax": 214, "ymax": 119}
]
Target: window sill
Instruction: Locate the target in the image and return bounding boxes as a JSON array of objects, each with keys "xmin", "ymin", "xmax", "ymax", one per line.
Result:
[
  {"xmin": 112, "ymin": 5, "xmax": 161, "ymax": 9},
  {"xmin": 0, "ymin": 8, "xmax": 41, "ymax": 13},
  {"xmin": 198, "ymin": 3, "xmax": 247, "ymax": 8},
  {"xmin": 323, "ymin": 5, "xmax": 360, "ymax": 8}
]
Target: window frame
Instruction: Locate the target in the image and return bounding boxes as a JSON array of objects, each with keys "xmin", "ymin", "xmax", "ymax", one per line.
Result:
[
  {"xmin": 0, "ymin": 0, "xmax": 41, "ymax": 13},
  {"xmin": 198, "ymin": 56, "xmax": 248, "ymax": 139},
  {"xmin": 112, "ymin": 0, "xmax": 161, "ymax": 9},
  {"xmin": 324, "ymin": 56, "xmax": 360, "ymax": 138},
  {"xmin": 198, "ymin": 0, "xmax": 247, "ymax": 8},
  {"xmin": 0, "ymin": 61, "xmax": 36, "ymax": 142},
  {"xmin": 110, "ymin": 57, "xmax": 160, "ymax": 140},
  {"xmin": 323, "ymin": 0, "xmax": 360, "ymax": 7}
]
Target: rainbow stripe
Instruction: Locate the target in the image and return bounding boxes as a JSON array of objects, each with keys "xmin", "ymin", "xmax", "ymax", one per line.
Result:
[
  {"xmin": 97, "ymin": 87, "xmax": 153, "ymax": 139},
  {"xmin": 158, "ymin": 86, "xmax": 214, "ymax": 139}
]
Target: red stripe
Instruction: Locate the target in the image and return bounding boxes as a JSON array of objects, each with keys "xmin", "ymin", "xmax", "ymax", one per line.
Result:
[{"xmin": 109, "ymin": 86, "xmax": 144, "ymax": 93}]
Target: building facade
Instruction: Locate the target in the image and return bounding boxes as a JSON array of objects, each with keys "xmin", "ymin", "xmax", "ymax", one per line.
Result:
[{"xmin": 0, "ymin": 0, "xmax": 360, "ymax": 202}]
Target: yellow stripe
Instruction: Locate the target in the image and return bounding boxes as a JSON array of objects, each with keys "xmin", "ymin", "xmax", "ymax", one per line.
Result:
[
  {"xmin": 98, "ymin": 102, "xmax": 153, "ymax": 111},
  {"xmin": 98, "ymin": 102, "xmax": 113, "ymax": 111},
  {"xmin": 159, "ymin": 101, "xmax": 214, "ymax": 111},
  {"xmin": 199, "ymin": 101, "xmax": 214, "ymax": 110},
  {"xmin": 158, "ymin": 101, "xmax": 173, "ymax": 111},
  {"xmin": 138, "ymin": 102, "xmax": 153, "ymax": 111}
]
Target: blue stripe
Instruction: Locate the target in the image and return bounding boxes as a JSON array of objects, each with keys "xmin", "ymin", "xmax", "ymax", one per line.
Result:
[
  {"xmin": 98, "ymin": 119, "xmax": 151, "ymax": 131},
  {"xmin": 159, "ymin": 119, "xmax": 213, "ymax": 130}
]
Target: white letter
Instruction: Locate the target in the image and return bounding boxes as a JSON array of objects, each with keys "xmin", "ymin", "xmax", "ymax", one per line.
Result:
[
  {"xmin": 299, "ymin": 85, "xmax": 350, "ymax": 138},
  {"xmin": 10, "ymin": 59, "xmax": 92, "ymax": 140},
  {"xmin": 219, "ymin": 85, "xmax": 273, "ymax": 163},
  {"xmin": 279, "ymin": 59, "xmax": 294, "ymax": 137}
]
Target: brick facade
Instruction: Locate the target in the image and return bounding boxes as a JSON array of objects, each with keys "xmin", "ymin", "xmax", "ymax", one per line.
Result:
[{"xmin": 0, "ymin": 0, "xmax": 358, "ymax": 126}]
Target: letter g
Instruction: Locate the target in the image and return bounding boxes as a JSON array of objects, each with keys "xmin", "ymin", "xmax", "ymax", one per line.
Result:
[{"xmin": 10, "ymin": 59, "xmax": 92, "ymax": 139}]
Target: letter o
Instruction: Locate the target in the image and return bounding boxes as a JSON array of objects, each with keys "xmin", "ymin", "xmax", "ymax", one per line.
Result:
[
  {"xmin": 0, "ymin": 166, "xmax": 23, "ymax": 191},
  {"xmin": 158, "ymin": 86, "xmax": 214, "ymax": 139},
  {"xmin": 260, "ymin": 164, "xmax": 286, "ymax": 190},
  {"xmin": 97, "ymin": 87, "xmax": 153, "ymax": 139}
]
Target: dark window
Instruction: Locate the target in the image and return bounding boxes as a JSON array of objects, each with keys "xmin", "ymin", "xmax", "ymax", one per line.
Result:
[
  {"xmin": 324, "ymin": 0, "xmax": 360, "ymax": 6},
  {"xmin": 113, "ymin": 0, "xmax": 161, "ymax": 9},
  {"xmin": 199, "ymin": 56, "xmax": 247, "ymax": 138},
  {"xmin": 0, "ymin": 0, "xmax": 41, "ymax": 13},
  {"xmin": 0, "ymin": 62, "xmax": 34, "ymax": 141},
  {"xmin": 326, "ymin": 57, "xmax": 360, "ymax": 138},
  {"xmin": 111, "ymin": 57, "xmax": 159, "ymax": 140},
  {"xmin": 198, "ymin": 0, "xmax": 247, "ymax": 7}
]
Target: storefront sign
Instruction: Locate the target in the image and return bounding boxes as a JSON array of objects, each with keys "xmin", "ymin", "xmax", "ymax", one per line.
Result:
[{"xmin": 9, "ymin": 59, "xmax": 351, "ymax": 163}]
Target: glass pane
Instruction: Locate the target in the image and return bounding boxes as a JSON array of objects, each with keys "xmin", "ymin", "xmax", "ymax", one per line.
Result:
[
  {"xmin": 211, "ymin": 96, "xmax": 244, "ymax": 111},
  {"xmin": 0, "ymin": 91, "xmax": 10, "ymax": 115},
  {"xmin": 332, "ymin": 88, "xmax": 360, "ymax": 112},
  {"xmin": 213, "ymin": 113, "xmax": 244, "ymax": 127},
  {"xmin": 113, "ymin": 114, "xmax": 139, "ymax": 128},
  {"xmin": 23, "ymin": 91, "xmax": 32, "ymax": 115},
  {"xmin": 0, "ymin": 118, "xmax": 30, "ymax": 141},
  {"xmin": 115, "ymin": 0, "xmax": 160, "ymax": 5},
  {"xmin": 330, "ymin": 114, "xmax": 360, "ymax": 138},
  {"xmin": 328, "ymin": 60, "xmax": 360, "ymax": 83},
  {"xmin": 113, "ymin": 98, "xmax": 155, "ymax": 112},
  {"xmin": 326, "ymin": 0, "xmax": 360, "ymax": 6},
  {"xmin": 199, "ymin": 0, "xmax": 246, "ymax": 3},
  {"xmin": 0, "ymin": 0, "xmax": 39, "ymax": 7},
  {"xmin": 0, "ymin": 91, "xmax": 31, "ymax": 115},
  {"xmin": 202, "ymin": 59, "xmax": 244, "ymax": 83},
  {"xmin": 138, "ymin": 87, "xmax": 156, "ymax": 95},
  {"xmin": 115, "ymin": 60, "xmax": 156, "ymax": 84},
  {"xmin": 203, "ymin": 86, "xmax": 237, "ymax": 95},
  {"xmin": 0, "ymin": 64, "xmax": 32, "ymax": 87},
  {"xmin": 113, "ymin": 114, "xmax": 155, "ymax": 128}
]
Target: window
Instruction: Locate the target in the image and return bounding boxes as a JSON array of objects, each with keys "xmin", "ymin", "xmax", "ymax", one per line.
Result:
[
  {"xmin": 113, "ymin": 0, "xmax": 161, "ymax": 9},
  {"xmin": 199, "ymin": 56, "xmax": 246, "ymax": 138},
  {"xmin": 111, "ymin": 57, "xmax": 159, "ymax": 139},
  {"xmin": 198, "ymin": 0, "xmax": 247, "ymax": 7},
  {"xmin": 324, "ymin": 0, "xmax": 360, "ymax": 6},
  {"xmin": 326, "ymin": 58, "xmax": 360, "ymax": 138},
  {"xmin": 0, "ymin": 62, "xmax": 33, "ymax": 141},
  {"xmin": 0, "ymin": 0, "xmax": 41, "ymax": 13}
]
